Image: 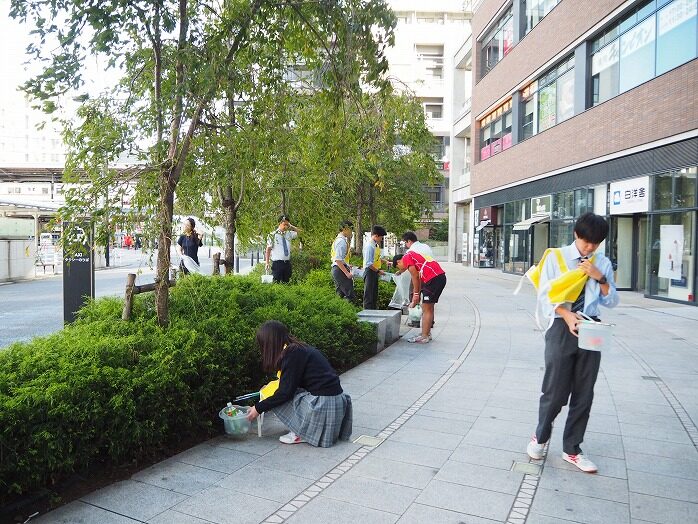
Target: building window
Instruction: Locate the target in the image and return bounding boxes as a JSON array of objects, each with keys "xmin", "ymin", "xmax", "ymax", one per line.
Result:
[
  {"xmin": 592, "ymin": 0, "xmax": 697, "ymax": 106},
  {"xmin": 480, "ymin": 6, "xmax": 514, "ymax": 77},
  {"xmin": 653, "ymin": 167, "xmax": 697, "ymax": 210},
  {"xmin": 42, "ymin": 187, "xmax": 49, "ymax": 194},
  {"xmin": 421, "ymin": 97, "xmax": 444, "ymax": 119},
  {"xmin": 416, "ymin": 45, "xmax": 444, "ymax": 79},
  {"xmin": 431, "ymin": 136, "xmax": 450, "ymax": 161},
  {"xmin": 416, "ymin": 12, "xmax": 445, "ymax": 24},
  {"xmin": 395, "ymin": 11, "xmax": 411, "ymax": 24},
  {"xmin": 520, "ymin": 55, "xmax": 574, "ymax": 139},
  {"xmin": 522, "ymin": 0, "xmax": 559, "ymax": 36},
  {"xmin": 479, "ymin": 99, "xmax": 513, "ymax": 161}
]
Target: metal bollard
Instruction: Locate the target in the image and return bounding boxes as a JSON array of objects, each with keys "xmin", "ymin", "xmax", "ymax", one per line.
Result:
[
  {"xmin": 250, "ymin": 251, "xmax": 254, "ymax": 267},
  {"xmin": 235, "ymin": 255, "xmax": 239, "ymax": 273}
]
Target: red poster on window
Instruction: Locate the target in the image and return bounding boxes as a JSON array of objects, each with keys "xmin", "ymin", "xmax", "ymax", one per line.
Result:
[
  {"xmin": 502, "ymin": 133, "xmax": 512, "ymax": 150},
  {"xmin": 481, "ymin": 144, "xmax": 491, "ymax": 160}
]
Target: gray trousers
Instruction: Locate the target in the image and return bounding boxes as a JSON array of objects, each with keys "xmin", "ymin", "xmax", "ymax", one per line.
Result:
[
  {"xmin": 535, "ymin": 318, "xmax": 601, "ymax": 455},
  {"xmin": 331, "ymin": 265, "xmax": 354, "ymax": 301},
  {"xmin": 363, "ymin": 269, "xmax": 378, "ymax": 309}
]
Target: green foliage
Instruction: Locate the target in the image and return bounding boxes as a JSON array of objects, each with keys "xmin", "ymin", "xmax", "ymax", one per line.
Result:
[
  {"xmin": 430, "ymin": 219, "xmax": 449, "ymax": 242},
  {"xmin": 0, "ymin": 276, "xmax": 375, "ymax": 504}
]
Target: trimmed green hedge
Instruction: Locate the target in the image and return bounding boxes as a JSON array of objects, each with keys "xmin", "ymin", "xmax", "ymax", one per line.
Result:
[{"xmin": 0, "ymin": 275, "xmax": 375, "ymax": 504}]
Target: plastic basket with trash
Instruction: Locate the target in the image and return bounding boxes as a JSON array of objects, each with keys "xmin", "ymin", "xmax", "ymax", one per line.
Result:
[
  {"xmin": 261, "ymin": 269, "xmax": 273, "ymax": 284},
  {"xmin": 219, "ymin": 403, "xmax": 251, "ymax": 437},
  {"xmin": 577, "ymin": 313, "xmax": 614, "ymax": 352}
]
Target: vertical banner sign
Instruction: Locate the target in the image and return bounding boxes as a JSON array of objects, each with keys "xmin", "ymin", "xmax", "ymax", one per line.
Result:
[
  {"xmin": 658, "ymin": 224, "xmax": 684, "ymax": 280},
  {"xmin": 63, "ymin": 223, "xmax": 95, "ymax": 324}
]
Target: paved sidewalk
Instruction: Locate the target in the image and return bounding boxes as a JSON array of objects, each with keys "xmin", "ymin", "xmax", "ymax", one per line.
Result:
[{"xmin": 36, "ymin": 264, "xmax": 698, "ymax": 523}]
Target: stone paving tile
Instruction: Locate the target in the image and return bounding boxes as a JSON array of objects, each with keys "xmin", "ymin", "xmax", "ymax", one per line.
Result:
[
  {"xmin": 461, "ymin": 428, "xmax": 527, "ymax": 454},
  {"xmin": 148, "ymin": 509, "xmax": 216, "ymax": 523},
  {"xmin": 538, "ymin": 464, "xmax": 630, "ymax": 503},
  {"xmin": 544, "ymin": 450, "xmax": 628, "ymax": 480},
  {"xmin": 208, "ymin": 435, "xmax": 280, "ymax": 455},
  {"xmin": 628, "ymin": 469, "xmax": 698, "ymax": 504},
  {"xmin": 450, "ymin": 443, "xmax": 530, "ymax": 471},
  {"xmin": 625, "ymin": 452, "xmax": 698, "ymax": 481},
  {"xmin": 479, "ymin": 405, "xmax": 541, "ymax": 425},
  {"xmin": 619, "ymin": 422, "xmax": 693, "ymax": 445},
  {"xmin": 614, "ymin": 400, "xmax": 673, "ymax": 417},
  {"xmin": 369, "ymin": 440, "xmax": 452, "ymax": 468},
  {"xmin": 526, "ymin": 512, "xmax": 584, "ymax": 524},
  {"xmin": 401, "ymin": 413, "xmax": 473, "ymax": 435},
  {"xmin": 419, "ymin": 407, "xmax": 482, "ymax": 421},
  {"xmin": 423, "ymin": 396, "xmax": 489, "ymax": 414},
  {"xmin": 172, "ymin": 486, "xmax": 281, "ymax": 524},
  {"xmin": 253, "ymin": 443, "xmax": 353, "ymax": 479},
  {"xmin": 470, "ymin": 416, "xmax": 533, "ymax": 438},
  {"xmin": 132, "ymin": 458, "xmax": 228, "ymax": 495},
  {"xmin": 629, "ymin": 492, "xmax": 698, "ymax": 524},
  {"xmin": 396, "ymin": 503, "xmax": 500, "ymax": 524},
  {"xmin": 416, "ymin": 479, "xmax": 515, "ymax": 522},
  {"xmin": 530, "ymin": 487, "xmax": 630, "ymax": 523},
  {"xmin": 584, "ymin": 413, "xmax": 622, "ymax": 435},
  {"xmin": 616, "ymin": 411, "xmax": 689, "ymax": 431},
  {"xmin": 80, "ymin": 480, "xmax": 188, "ymax": 522},
  {"xmin": 322, "ymin": 474, "xmax": 421, "ymax": 514},
  {"xmin": 621, "ymin": 435, "xmax": 698, "ymax": 460},
  {"xmin": 579, "ymin": 432, "xmax": 626, "ymax": 460},
  {"xmin": 346, "ymin": 455, "xmax": 439, "ymax": 489},
  {"xmin": 389, "ymin": 425, "xmax": 464, "ymax": 450},
  {"xmin": 173, "ymin": 444, "xmax": 257, "ymax": 474},
  {"xmin": 284, "ymin": 496, "xmax": 398, "ymax": 524},
  {"xmin": 435, "ymin": 460, "xmax": 524, "ymax": 495},
  {"xmin": 216, "ymin": 464, "xmax": 314, "ymax": 503},
  {"xmin": 33, "ymin": 501, "xmax": 142, "ymax": 524}
]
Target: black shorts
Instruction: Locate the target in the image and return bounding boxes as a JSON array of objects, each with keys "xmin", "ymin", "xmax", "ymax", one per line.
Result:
[{"xmin": 421, "ymin": 273, "xmax": 446, "ymax": 304}]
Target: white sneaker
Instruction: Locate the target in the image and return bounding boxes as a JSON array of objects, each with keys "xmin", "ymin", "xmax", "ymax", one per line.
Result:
[
  {"xmin": 527, "ymin": 434, "xmax": 546, "ymax": 460},
  {"xmin": 279, "ymin": 431, "xmax": 305, "ymax": 445},
  {"xmin": 562, "ymin": 452, "xmax": 598, "ymax": 473}
]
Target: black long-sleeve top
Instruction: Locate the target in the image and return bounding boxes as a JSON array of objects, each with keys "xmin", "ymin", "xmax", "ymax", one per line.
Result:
[{"xmin": 254, "ymin": 345, "xmax": 343, "ymax": 413}]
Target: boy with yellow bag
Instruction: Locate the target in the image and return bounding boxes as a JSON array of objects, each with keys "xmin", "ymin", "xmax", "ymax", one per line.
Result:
[{"xmin": 523, "ymin": 213, "xmax": 618, "ymax": 473}]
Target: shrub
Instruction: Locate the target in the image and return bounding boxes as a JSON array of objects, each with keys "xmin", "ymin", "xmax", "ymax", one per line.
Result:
[{"xmin": 0, "ymin": 275, "xmax": 375, "ymax": 505}]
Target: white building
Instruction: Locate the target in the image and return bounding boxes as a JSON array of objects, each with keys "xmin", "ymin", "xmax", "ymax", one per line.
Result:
[
  {"xmin": 385, "ymin": 0, "xmax": 473, "ymax": 224},
  {"xmin": 449, "ymin": 26, "xmax": 474, "ymax": 263}
]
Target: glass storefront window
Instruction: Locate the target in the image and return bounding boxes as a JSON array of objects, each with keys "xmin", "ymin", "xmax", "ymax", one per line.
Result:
[
  {"xmin": 592, "ymin": 0, "xmax": 698, "ymax": 106},
  {"xmin": 619, "ymin": 15, "xmax": 656, "ymax": 93},
  {"xmin": 481, "ymin": 7, "xmax": 514, "ymax": 77},
  {"xmin": 657, "ymin": 0, "xmax": 698, "ymax": 74},
  {"xmin": 653, "ymin": 168, "xmax": 698, "ymax": 209},
  {"xmin": 504, "ymin": 228, "xmax": 529, "ymax": 274},
  {"xmin": 552, "ymin": 191, "xmax": 575, "ymax": 219},
  {"xmin": 504, "ymin": 200, "xmax": 527, "ymax": 224},
  {"xmin": 648, "ymin": 211, "xmax": 696, "ymax": 302},
  {"xmin": 550, "ymin": 220, "xmax": 575, "ymax": 247}
]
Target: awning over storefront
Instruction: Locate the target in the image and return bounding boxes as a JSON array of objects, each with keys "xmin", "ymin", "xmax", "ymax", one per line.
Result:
[
  {"xmin": 475, "ymin": 220, "xmax": 491, "ymax": 231},
  {"xmin": 512, "ymin": 214, "xmax": 550, "ymax": 231}
]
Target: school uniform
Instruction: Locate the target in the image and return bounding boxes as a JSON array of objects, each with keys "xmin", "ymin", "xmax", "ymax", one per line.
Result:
[
  {"xmin": 266, "ymin": 229, "xmax": 297, "ymax": 283},
  {"xmin": 331, "ymin": 234, "xmax": 354, "ymax": 300},
  {"xmin": 535, "ymin": 242, "xmax": 619, "ymax": 455},
  {"xmin": 362, "ymin": 239, "xmax": 382, "ymax": 309},
  {"xmin": 255, "ymin": 345, "xmax": 352, "ymax": 447}
]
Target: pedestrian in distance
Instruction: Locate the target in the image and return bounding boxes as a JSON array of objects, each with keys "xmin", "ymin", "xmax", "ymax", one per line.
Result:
[
  {"xmin": 331, "ymin": 220, "xmax": 355, "ymax": 301},
  {"xmin": 265, "ymin": 214, "xmax": 301, "ymax": 283},
  {"xmin": 362, "ymin": 225, "xmax": 387, "ymax": 310},
  {"xmin": 177, "ymin": 217, "xmax": 204, "ymax": 275},
  {"xmin": 526, "ymin": 212, "xmax": 619, "ymax": 473},
  {"xmin": 245, "ymin": 320, "xmax": 352, "ymax": 447},
  {"xmin": 397, "ymin": 231, "xmax": 447, "ymax": 344}
]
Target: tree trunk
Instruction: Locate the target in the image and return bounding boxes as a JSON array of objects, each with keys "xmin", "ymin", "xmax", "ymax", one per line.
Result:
[
  {"xmin": 368, "ymin": 183, "xmax": 376, "ymax": 228},
  {"xmin": 220, "ymin": 185, "xmax": 236, "ymax": 275},
  {"xmin": 355, "ymin": 183, "xmax": 364, "ymax": 256},
  {"xmin": 155, "ymin": 170, "xmax": 175, "ymax": 327}
]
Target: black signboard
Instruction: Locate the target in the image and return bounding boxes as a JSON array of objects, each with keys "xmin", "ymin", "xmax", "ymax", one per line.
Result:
[{"xmin": 63, "ymin": 224, "xmax": 95, "ymax": 324}]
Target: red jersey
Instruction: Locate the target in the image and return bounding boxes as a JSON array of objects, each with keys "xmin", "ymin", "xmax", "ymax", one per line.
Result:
[{"xmin": 401, "ymin": 250, "xmax": 445, "ymax": 283}]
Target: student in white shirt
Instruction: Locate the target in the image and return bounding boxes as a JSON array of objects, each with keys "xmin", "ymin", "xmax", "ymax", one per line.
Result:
[{"xmin": 265, "ymin": 215, "xmax": 301, "ymax": 283}]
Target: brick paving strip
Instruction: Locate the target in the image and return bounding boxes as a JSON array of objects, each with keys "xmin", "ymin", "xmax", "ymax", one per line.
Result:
[{"xmin": 261, "ymin": 297, "xmax": 483, "ymax": 524}]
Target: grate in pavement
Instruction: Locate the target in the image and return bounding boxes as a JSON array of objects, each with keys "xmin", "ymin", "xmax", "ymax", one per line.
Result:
[
  {"xmin": 353, "ymin": 435, "xmax": 385, "ymax": 447},
  {"xmin": 511, "ymin": 461, "xmax": 542, "ymax": 476}
]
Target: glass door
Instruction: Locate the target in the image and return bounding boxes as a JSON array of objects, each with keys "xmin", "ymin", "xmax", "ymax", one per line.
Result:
[{"xmin": 610, "ymin": 216, "xmax": 633, "ymax": 289}]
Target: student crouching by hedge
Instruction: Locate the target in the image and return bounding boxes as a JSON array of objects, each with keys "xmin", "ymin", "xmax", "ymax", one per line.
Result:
[{"xmin": 246, "ymin": 320, "xmax": 353, "ymax": 447}]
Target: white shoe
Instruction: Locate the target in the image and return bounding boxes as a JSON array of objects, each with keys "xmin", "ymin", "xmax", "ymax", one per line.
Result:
[
  {"xmin": 527, "ymin": 434, "xmax": 546, "ymax": 460},
  {"xmin": 279, "ymin": 431, "xmax": 305, "ymax": 445},
  {"xmin": 562, "ymin": 452, "xmax": 598, "ymax": 473}
]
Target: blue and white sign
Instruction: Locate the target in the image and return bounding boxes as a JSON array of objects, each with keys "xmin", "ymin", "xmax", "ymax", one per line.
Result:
[{"xmin": 609, "ymin": 176, "xmax": 650, "ymax": 215}]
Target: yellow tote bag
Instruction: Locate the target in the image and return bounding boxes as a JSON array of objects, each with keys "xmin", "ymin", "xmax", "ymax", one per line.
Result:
[{"xmin": 259, "ymin": 371, "xmax": 281, "ymax": 400}]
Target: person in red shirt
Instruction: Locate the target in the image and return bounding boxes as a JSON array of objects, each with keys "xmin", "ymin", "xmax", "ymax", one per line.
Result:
[{"xmin": 397, "ymin": 237, "xmax": 447, "ymax": 344}]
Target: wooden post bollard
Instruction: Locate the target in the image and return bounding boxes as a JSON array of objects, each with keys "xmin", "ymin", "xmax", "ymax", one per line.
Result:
[
  {"xmin": 171, "ymin": 268, "xmax": 177, "ymax": 281},
  {"xmin": 122, "ymin": 273, "xmax": 136, "ymax": 320},
  {"xmin": 213, "ymin": 252, "xmax": 221, "ymax": 275}
]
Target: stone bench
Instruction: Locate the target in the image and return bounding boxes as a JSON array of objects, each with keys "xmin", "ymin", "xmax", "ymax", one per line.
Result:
[{"xmin": 357, "ymin": 309, "xmax": 404, "ymax": 354}]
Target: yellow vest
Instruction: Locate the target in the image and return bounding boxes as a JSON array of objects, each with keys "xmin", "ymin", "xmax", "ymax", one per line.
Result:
[
  {"xmin": 526, "ymin": 248, "xmax": 596, "ymax": 304},
  {"xmin": 371, "ymin": 243, "xmax": 382, "ymax": 270}
]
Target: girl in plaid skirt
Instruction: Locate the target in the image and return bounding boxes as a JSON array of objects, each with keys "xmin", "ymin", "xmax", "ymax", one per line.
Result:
[{"xmin": 246, "ymin": 321, "xmax": 352, "ymax": 447}]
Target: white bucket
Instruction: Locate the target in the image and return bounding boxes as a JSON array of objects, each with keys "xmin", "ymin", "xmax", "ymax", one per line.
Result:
[{"xmin": 578, "ymin": 317, "xmax": 614, "ymax": 352}]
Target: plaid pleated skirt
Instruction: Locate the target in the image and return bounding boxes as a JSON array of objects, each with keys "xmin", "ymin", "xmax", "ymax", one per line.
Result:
[{"xmin": 271, "ymin": 389, "xmax": 353, "ymax": 447}]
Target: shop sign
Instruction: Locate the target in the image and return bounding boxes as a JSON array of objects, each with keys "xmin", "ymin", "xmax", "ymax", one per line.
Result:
[
  {"xmin": 530, "ymin": 195, "xmax": 551, "ymax": 216},
  {"xmin": 479, "ymin": 206, "xmax": 498, "ymax": 225},
  {"xmin": 610, "ymin": 176, "xmax": 649, "ymax": 214}
]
